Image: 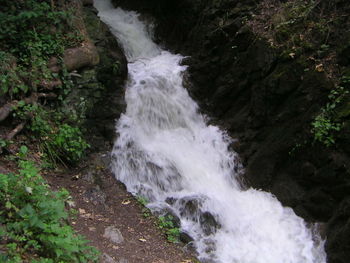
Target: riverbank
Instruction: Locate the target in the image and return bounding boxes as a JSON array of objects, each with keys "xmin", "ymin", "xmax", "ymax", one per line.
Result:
[
  {"xmin": 46, "ymin": 151, "xmax": 197, "ymax": 263},
  {"xmin": 0, "ymin": 1, "xmax": 197, "ymax": 262}
]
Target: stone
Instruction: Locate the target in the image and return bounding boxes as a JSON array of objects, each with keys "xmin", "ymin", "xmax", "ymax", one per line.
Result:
[
  {"xmin": 200, "ymin": 212, "xmax": 220, "ymax": 236},
  {"xmin": 179, "ymin": 231, "xmax": 194, "ymax": 244},
  {"xmin": 84, "ymin": 186, "xmax": 107, "ymax": 206},
  {"xmin": 82, "ymin": 0, "xmax": 93, "ymax": 6},
  {"xmin": 103, "ymin": 226, "xmax": 124, "ymax": 244},
  {"xmin": 63, "ymin": 41, "xmax": 100, "ymax": 71},
  {"xmin": 100, "ymin": 253, "xmax": 117, "ymax": 263}
]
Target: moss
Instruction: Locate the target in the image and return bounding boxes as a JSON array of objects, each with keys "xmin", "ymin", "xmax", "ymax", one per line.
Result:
[{"xmin": 336, "ymin": 100, "xmax": 350, "ymax": 119}]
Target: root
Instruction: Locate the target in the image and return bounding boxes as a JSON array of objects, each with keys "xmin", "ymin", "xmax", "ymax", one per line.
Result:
[
  {"xmin": 6, "ymin": 122, "xmax": 26, "ymax": 141},
  {"xmin": 0, "ymin": 92, "xmax": 57, "ymax": 123}
]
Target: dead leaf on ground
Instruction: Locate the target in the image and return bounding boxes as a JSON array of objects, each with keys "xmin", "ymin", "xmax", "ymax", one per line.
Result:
[
  {"xmin": 121, "ymin": 199, "xmax": 131, "ymax": 205},
  {"xmin": 79, "ymin": 208, "xmax": 86, "ymax": 214}
]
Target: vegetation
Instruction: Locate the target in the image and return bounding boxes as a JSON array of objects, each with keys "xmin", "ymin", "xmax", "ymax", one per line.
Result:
[
  {"xmin": 158, "ymin": 215, "xmax": 180, "ymax": 243},
  {"xmin": 136, "ymin": 196, "xmax": 151, "ymax": 218},
  {"xmin": 0, "ymin": 0, "xmax": 88, "ymax": 164},
  {"xmin": 0, "ymin": 1, "xmax": 94, "ymax": 261},
  {"xmin": 135, "ymin": 196, "xmax": 180, "ymax": 243},
  {"xmin": 0, "ymin": 158, "xmax": 99, "ymax": 262},
  {"xmin": 311, "ymin": 75, "xmax": 350, "ymax": 146}
]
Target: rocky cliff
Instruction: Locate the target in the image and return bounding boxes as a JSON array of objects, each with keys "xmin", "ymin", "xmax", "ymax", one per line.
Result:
[{"xmin": 112, "ymin": 0, "xmax": 350, "ymax": 262}]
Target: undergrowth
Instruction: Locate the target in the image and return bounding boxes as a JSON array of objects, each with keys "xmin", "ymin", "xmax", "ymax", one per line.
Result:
[
  {"xmin": 0, "ymin": 0, "xmax": 89, "ymax": 166},
  {"xmin": 0, "ymin": 1, "xmax": 94, "ymax": 261},
  {"xmin": 311, "ymin": 75, "xmax": 350, "ymax": 146},
  {"xmin": 158, "ymin": 215, "xmax": 180, "ymax": 243},
  {"xmin": 0, "ymin": 159, "xmax": 99, "ymax": 262},
  {"xmin": 135, "ymin": 196, "xmax": 180, "ymax": 243}
]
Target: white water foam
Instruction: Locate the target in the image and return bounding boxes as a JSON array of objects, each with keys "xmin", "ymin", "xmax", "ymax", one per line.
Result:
[{"xmin": 94, "ymin": 0, "xmax": 327, "ymax": 262}]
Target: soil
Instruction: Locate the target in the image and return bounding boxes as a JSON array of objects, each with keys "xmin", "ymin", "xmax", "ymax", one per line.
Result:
[{"xmin": 44, "ymin": 152, "xmax": 197, "ymax": 263}]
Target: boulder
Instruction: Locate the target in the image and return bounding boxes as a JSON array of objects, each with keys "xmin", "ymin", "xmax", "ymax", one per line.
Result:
[
  {"xmin": 103, "ymin": 226, "xmax": 124, "ymax": 244},
  {"xmin": 63, "ymin": 41, "xmax": 100, "ymax": 72}
]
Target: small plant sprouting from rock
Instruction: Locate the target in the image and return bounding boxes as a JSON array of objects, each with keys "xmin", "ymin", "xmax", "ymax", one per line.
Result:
[
  {"xmin": 136, "ymin": 196, "xmax": 151, "ymax": 218},
  {"xmin": 158, "ymin": 215, "xmax": 180, "ymax": 243},
  {"xmin": 311, "ymin": 76, "xmax": 349, "ymax": 146}
]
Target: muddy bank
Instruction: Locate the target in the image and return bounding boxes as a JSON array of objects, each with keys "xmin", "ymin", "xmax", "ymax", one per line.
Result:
[{"xmin": 46, "ymin": 152, "xmax": 196, "ymax": 263}]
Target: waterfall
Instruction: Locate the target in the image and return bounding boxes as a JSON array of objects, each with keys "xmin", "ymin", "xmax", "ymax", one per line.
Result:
[{"xmin": 94, "ymin": 0, "xmax": 327, "ymax": 262}]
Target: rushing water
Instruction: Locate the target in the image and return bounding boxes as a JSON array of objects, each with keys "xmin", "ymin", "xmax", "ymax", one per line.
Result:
[{"xmin": 94, "ymin": 0, "xmax": 327, "ymax": 262}]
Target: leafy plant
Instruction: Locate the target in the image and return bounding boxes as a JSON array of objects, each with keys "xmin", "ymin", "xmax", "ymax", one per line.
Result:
[
  {"xmin": 311, "ymin": 112, "xmax": 341, "ymax": 146},
  {"xmin": 158, "ymin": 215, "xmax": 180, "ymax": 243},
  {"xmin": 13, "ymin": 104, "xmax": 90, "ymax": 165},
  {"xmin": 311, "ymin": 79, "xmax": 349, "ymax": 146},
  {"xmin": 0, "ymin": 0, "xmax": 82, "ymax": 100},
  {"xmin": 0, "ymin": 160, "xmax": 99, "ymax": 262},
  {"xmin": 135, "ymin": 196, "xmax": 151, "ymax": 218},
  {"xmin": 136, "ymin": 196, "xmax": 148, "ymax": 207},
  {"xmin": 51, "ymin": 124, "xmax": 90, "ymax": 163}
]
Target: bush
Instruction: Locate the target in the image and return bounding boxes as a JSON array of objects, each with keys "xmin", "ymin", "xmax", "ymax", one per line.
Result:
[
  {"xmin": 0, "ymin": 160, "xmax": 99, "ymax": 262},
  {"xmin": 27, "ymin": 106, "xmax": 89, "ymax": 165},
  {"xmin": 311, "ymin": 78, "xmax": 349, "ymax": 146},
  {"xmin": 158, "ymin": 215, "xmax": 180, "ymax": 243}
]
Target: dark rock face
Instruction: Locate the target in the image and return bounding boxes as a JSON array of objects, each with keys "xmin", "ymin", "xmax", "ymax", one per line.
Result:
[
  {"xmin": 83, "ymin": 5, "xmax": 127, "ymax": 148},
  {"xmin": 66, "ymin": 5, "xmax": 128, "ymax": 151},
  {"xmin": 112, "ymin": 0, "xmax": 350, "ymax": 262}
]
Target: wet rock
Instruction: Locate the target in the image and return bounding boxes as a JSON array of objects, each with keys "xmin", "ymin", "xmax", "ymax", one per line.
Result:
[
  {"xmin": 326, "ymin": 197, "xmax": 350, "ymax": 263},
  {"xmin": 84, "ymin": 7, "xmax": 128, "ymax": 149},
  {"xmin": 103, "ymin": 226, "xmax": 124, "ymax": 244},
  {"xmin": 82, "ymin": 0, "xmax": 93, "ymax": 6},
  {"xmin": 182, "ymin": 241, "xmax": 197, "ymax": 254},
  {"xmin": 199, "ymin": 212, "xmax": 221, "ymax": 236},
  {"xmin": 178, "ymin": 197, "xmax": 203, "ymax": 219},
  {"xmin": 62, "ymin": 5, "xmax": 128, "ymax": 150},
  {"xmin": 179, "ymin": 231, "xmax": 194, "ymax": 244}
]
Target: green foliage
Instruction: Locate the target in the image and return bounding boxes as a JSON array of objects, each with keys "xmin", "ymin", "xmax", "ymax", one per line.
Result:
[
  {"xmin": 52, "ymin": 124, "xmax": 90, "ymax": 163},
  {"xmin": 135, "ymin": 196, "xmax": 151, "ymax": 218},
  {"xmin": 0, "ymin": 138, "xmax": 9, "ymax": 148},
  {"xmin": 0, "ymin": 160, "xmax": 99, "ymax": 262},
  {"xmin": 311, "ymin": 78, "xmax": 349, "ymax": 146},
  {"xmin": 158, "ymin": 215, "xmax": 180, "ymax": 243},
  {"xmin": 136, "ymin": 196, "xmax": 148, "ymax": 207},
  {"xmin": 311, "ymin": 112, "xmax": 341, "ymax": 146},
  {"xmin": 31, "ymin": 110, "xmax": 89, "ymax": 165},
  {"xmin": 0, "ymin": 0, "xmax": 82, "ymax": 99},
  {"xmin": 13, "ymin": 103, "xmax": 89, "ymax": 165}
]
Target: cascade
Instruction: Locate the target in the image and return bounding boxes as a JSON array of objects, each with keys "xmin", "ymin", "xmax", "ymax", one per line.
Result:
[{"xmin": 94, "ymin": 0, "xmax": 327, "ymax": 262}]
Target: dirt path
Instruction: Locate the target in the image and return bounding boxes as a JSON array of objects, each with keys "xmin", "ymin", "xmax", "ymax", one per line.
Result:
[{"xmin": 45, "ymin": 152, "xmax": 197, "ymax": 263}]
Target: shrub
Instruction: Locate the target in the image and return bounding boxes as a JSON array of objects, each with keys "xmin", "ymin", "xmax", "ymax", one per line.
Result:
[
  {"xmin": 158, "ymin": 215, "xmax": 180, "ymax": 243},
  {"xmin": 0, "ymin": 160, "xmax": 99, "ymax": 262}
]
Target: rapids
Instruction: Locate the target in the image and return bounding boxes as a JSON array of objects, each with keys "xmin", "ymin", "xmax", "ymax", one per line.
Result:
[{"xmin": 94, "ymin": 0, "xmax": 327, "ymax": 262}]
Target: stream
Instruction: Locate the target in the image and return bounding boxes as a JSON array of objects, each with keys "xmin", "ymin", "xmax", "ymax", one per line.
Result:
[{"xmin": 94, "ymin": 0, "xmax": 327, "ymax": 262}]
